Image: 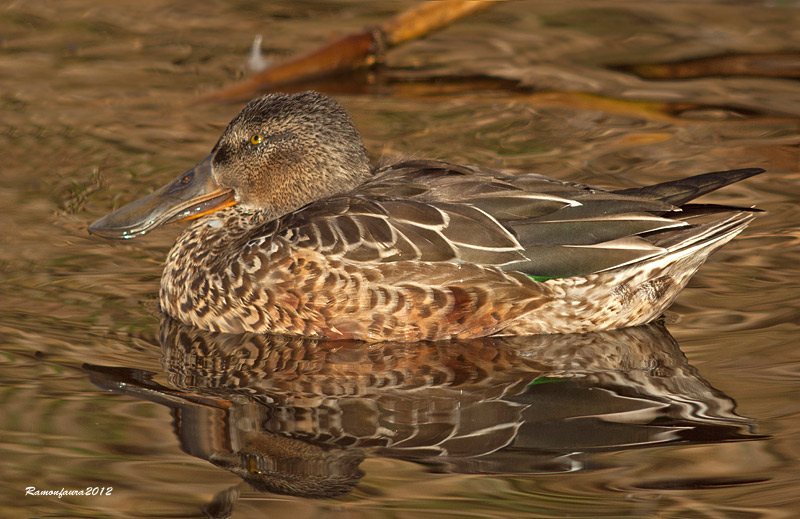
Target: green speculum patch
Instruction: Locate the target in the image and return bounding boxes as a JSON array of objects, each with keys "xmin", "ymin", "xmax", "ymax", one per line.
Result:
[
  {"xmin": 529, "ymin": 275, "xmax": 559, "ymax": 282},
  {"xmin": 528, "ymin": 377, "xmax": 566, "ymax": 386}
]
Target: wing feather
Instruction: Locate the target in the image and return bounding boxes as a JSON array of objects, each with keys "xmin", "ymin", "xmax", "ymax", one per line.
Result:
[{"xmin": 270, "ymin": 160, "xmax": 729, "ymax": 277}]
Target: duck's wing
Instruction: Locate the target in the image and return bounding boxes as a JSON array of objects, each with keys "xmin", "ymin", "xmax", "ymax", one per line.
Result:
[
  {"xmin": 272, "ymin": 160, "xmax": 569, "ymax": 267},
  {"xmin": 511, "ymin": 166, "xmax": 763, "ymax": 277},
  {"xmin": 271, "ymin": 160, "xmax": 758, "ymax": 278}
]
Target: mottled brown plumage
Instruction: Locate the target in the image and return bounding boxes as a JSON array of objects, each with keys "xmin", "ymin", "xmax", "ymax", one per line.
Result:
[{"xmin": 89, "ymin": 92, "xmax": 763, "ymax": 341}]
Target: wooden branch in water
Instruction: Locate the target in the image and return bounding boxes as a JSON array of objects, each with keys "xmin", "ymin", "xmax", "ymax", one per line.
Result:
[
  {"xmin": 620, "ymin": 52, "xmax": 800, "ymax": 80},
  {"xmin": 196, "ymin": 0, "xmax": 508, "ymax": 103},
  {"xmin": 381, "ymin": 0, "xmax": 504, "ymax": 46}
]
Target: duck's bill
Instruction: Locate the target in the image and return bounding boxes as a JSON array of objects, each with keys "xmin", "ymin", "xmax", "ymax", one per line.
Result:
[{"xmin": 88, "ymin": 154, "xmax": 237, "ymax": 240}]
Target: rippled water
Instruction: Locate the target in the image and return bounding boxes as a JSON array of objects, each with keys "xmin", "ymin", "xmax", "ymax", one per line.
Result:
[{"xmin": 1, "ymin": 1, "xmax": 799, "ymax": 518}]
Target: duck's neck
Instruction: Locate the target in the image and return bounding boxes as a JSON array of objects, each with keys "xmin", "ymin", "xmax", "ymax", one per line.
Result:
[
  {"xmin": 187, "ymin": 206, "xmax": 271, "ymax": 241},
  {"xmin": 165, "ymin": 206, "xmax": 273, "ymax": 278}
]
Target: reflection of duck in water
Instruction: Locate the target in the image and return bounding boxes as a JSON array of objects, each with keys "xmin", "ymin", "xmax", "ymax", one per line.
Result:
[
  {"xmin": 90, "ymin": 92, "xmax": 762, "ymax": 341},
  {"xmin": 85, "ymin": 318, "xmax": 760, "ymax": 499}
]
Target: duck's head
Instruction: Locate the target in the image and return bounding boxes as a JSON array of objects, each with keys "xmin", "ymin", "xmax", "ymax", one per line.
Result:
[{"xmin": 89, "ymin": 91, "xmax": 370, "ymax": 239}]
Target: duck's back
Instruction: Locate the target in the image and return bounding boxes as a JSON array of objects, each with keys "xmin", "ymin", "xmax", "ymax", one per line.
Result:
[{"xmin": 275, "ymin": 160, "xmax": 754, "ymax": 279}]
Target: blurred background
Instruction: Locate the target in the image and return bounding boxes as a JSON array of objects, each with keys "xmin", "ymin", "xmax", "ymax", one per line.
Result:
[{"xmin": 1, "ymin": 1, "xmax": 798, "ymax": 518}]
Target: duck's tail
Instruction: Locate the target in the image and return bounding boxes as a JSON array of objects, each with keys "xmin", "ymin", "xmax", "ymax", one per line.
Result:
[{"xmin": 612, "ymin": 167, "xmax": 765, "ymax": 207}]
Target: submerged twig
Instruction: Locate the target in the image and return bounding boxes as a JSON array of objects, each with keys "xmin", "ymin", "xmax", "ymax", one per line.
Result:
[{"xmin": 196, "ymin": 0, "xmax": 509, "ymax": 103}]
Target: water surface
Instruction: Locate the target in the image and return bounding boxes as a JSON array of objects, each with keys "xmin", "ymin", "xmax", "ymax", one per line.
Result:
[{"xmin": 1, "ymin": 1, "xmax": 799, "ymax": 518}]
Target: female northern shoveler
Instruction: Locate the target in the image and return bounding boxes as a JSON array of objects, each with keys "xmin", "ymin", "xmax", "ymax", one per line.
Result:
[{"xmin": 89, "ymin": 91, "xmax": 763, "ymax": 341}]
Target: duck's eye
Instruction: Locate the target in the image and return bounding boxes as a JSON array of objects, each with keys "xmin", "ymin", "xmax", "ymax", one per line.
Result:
[{"xmin": 249, "ymin": 134, "xmax": 263, "ymax": 145}]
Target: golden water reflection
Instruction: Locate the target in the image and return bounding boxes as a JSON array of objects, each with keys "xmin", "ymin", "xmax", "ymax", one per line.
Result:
[{"xmin": 85, "ymin": 318, "xmax": 761, "ymax": 504}]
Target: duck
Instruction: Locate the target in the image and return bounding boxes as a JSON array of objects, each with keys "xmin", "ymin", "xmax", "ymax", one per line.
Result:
[{"xmin": 89, "ymin": 91, "xmax": 763, "ymax": 342}]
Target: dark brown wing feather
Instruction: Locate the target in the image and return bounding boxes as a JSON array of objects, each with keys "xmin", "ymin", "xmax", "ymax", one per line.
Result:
[{"xmin": 269, "ymin": 160, "xmax": 760, "ymax": 278}]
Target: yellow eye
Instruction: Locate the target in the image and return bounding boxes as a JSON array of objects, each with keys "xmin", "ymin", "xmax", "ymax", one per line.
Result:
[{"xmin": 250, "ymin": 134, "xmax": 263, "ymax": 145}]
